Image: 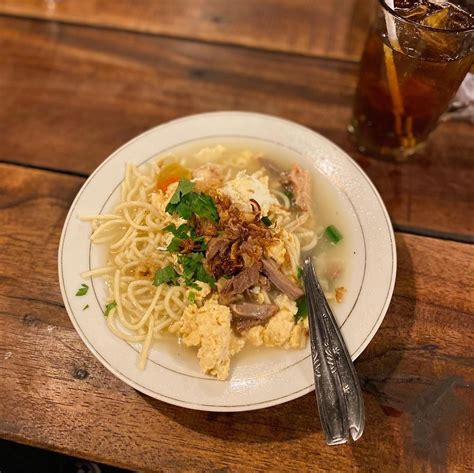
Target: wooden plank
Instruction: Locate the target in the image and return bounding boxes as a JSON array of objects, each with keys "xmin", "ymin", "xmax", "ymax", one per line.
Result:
[
  {"xmin": 0, "ymin": 0, "xmax": 376, "ymax": 60},
  {"xmin": 0, "ymin": 164, "xmax": 473, "ymax": 472},
  {"xmin": 0, "ymin": 16, "xmax": 472, "ymax": 235}
]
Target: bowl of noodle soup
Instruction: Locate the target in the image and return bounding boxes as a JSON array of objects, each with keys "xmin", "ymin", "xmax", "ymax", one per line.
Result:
[{"xmin": 59, "ymin": 112, "xmax": 396, "ymax": 411}]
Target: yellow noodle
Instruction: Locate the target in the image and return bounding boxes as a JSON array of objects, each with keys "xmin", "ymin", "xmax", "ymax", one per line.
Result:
[
  {"xmin": 107, "ymin": 308, "xmax": 147, "ymax": 343},
  {"xmin": 80, "ymin": 214, "xmax": 121, "ymax": 221},
  {"xmin": 300, "ymin": 236, "xmax": 318, "ymax": 252},
  {"xmin": 110, "ymin": 224, "xmax": 137, "ymax": 252},
  {"xmin": 139, "ymin": 317, "xmax": 154, "ymax": 369},
  {"xmin": 286, "ymin": 212, "xmax": 310, "ymax": 232},
  {"xmin": 271, "ymin": 189, "xmax": 291, "ymax": 209},
  {"xmin": 81, "ymin": 266, "xmax": 115, "ymax": 278}
]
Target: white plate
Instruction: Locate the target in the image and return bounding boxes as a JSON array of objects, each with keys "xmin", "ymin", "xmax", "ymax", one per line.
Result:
[{"xmin": 58, "ymin": 112, "xmax": 396, "ymax": 412}]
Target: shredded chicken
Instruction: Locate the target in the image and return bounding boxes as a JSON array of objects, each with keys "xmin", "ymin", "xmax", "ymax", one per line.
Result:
[
  {"xmin": 280, "ymin": 164, "xmax": 311, "ymax": 211},
  {"xmin": 192, "ymin": 163, "xmax": 224, "ymax": 193},
  {"xmin": 219, "ymin": 264, "xmax": 261, "ymax": 303},
  {"xmin": 206, "ymin": 237, "xmax": 232, "ymax": 261},
  {"xmin": 230, "ymin": 303, "xmax": 278, "ymax": 332},
  {"xmin": 262, "ymin": 258, "xmax": 304, "ymax": 299}
]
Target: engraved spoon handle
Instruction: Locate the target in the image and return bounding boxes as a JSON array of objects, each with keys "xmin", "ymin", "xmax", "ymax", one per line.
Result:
[{"xmin": 303, "ymin": 256, "xmax": 365, "ymax": 445}]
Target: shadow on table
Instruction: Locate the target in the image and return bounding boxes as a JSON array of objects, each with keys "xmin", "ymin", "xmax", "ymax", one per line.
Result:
[
  {"xmin": 0, "ymin": 439, "xmax": 131, "ymax": 473},
  {"xmin": 142, "ymin": 388, "xmax": 321, "ymax": 443},
  {"xmin": 143, "ymin": 235, "xmax": 416, "ymax": 452},
  {"xmin": 349, "ymin": 234, "xmax": 417, "ymax": 469}
]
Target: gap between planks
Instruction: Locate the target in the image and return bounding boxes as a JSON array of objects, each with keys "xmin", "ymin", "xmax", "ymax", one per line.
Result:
[{"xmin": 0, "ymin": 11, "xmax": 359, "ymax": 67}]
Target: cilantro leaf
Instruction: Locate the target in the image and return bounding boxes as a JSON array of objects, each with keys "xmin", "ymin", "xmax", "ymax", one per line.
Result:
[
  {"xmin": 163, "ymin": 223, "xmax": 177, "ymax": 233},
  {"xmin": 167, "ymin": 237, "xmax": 183, "ymax": 253},
  {"xmin": 76, "ymin": 283, "xmax": 89, "ymax": 296},
  {"xmin": 188, "ymin": 235, "xmax": 207, "ymax": 253},
  {"xmin": 166, "ymin": 198, "xmax": 194, "ymax": 220},
  {"xmin": 164, "ymin": 223, "xmax": 207, "ymax": 253},
  {"xmin": 153, "ymin": 265, "xmax": 180, "ymax": 286},
  {"xmin": 297, "ymin": 266, "xmax": 303, "ymax": 280},
  {"xmin": 187, "ymin": 193, "xmax": 219, "ymax": 222},
  {"xmin": 168, "ymin": 179, "xmax": 194, "ymax": 205},
  {"xmin": 164, "ymin": 223, "xmax": 192, "ymax": 238},
  {"xmin": 187, "ymin": 291, "xmax": 196, "ymax": 303},
  {"xmin": 165, "ymin": 179, "xmax": 195, "ymax": 217},
  {"xmin": 179, "ymin": 253, "xmax": 202, "ymax": 281},
  {"xmin": 178, "ymin": 253, "xmax": 216, "ymax": 289},
  {"xmin": 104, "ymin": 301, "xmax": 117, "ymax": 317},
  {"xmin": 165, "ymin": 179, "xmax": 219, "ymax": 223},
  {"xmin": 195, "ymin": 262, "xmax": 216, "ymax": 287}
]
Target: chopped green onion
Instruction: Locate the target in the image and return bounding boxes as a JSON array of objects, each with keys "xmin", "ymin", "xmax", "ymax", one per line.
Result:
[
  {"xmin": 82, "ymin": 304, "xmax": 89, "ymax": 310},
  {"xmin": 296, "ymin": 266, "xmax": 303, "ymax": 280},
  {"xmin": 75, "ymin": 283, "xmax": 89, "ymax": 296},
  {"xmin": 104, "ymin": 301, "xmax": 117, "ymax": 317},
  {"xmin": 261, "ymin": 216, "xmax": 272, "ymax": 227},
  {"xmin": 295, "ymin": 296, "xmax": 308, "ymax": 321},
  {"xmin": 325, "ymin": 225, "xmax": 343, "ymax": 244},
  {"xmin": 187, "ymin": 291, "xmax": 196, "ymax": 303},
  {"xmin": 282, "ymin": 189, "xmax": 294, "ymax": 202}
]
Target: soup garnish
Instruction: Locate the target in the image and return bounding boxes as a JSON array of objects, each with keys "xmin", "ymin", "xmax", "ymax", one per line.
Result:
[{"xmin": 80, "ymin": 146, "xmax": 346, "ymax": 380}]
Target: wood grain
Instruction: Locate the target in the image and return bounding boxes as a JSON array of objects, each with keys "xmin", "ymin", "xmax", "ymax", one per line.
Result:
[
  {"xmin": 0, "ymin": 17, "xmax": 472, "ymax": 238},
  {"xmin": 0, "ymin": 0, "xmax": 376, "ymax": 60},
  {"xmin": 0, "ymin": 164, "xmax": 473, "ymax": 472}
]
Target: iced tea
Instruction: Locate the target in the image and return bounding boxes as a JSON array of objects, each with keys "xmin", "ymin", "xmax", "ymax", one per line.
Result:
[{"xmin": 350, "ymin": 0, "xmax": 474, "ymax": 160}]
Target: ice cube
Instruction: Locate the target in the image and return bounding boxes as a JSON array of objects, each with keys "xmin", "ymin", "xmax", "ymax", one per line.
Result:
[
  {"xmin": 394, "ymin": 0, "xmax": 421, "ymax": 9},
  {"xmin": 422, "ymin": 7, "xmax": 449, "ymax": 27},
  {"xmin": 423, "ymin": 1, "xmax": 474, "ymax": 30},
  {"xmin": 447, "ymin": 11, "xmax": 474, "ymax": 29},
  {"xmin": 425, "ymin": 0, "xmax": 452, "ymax": 7},
  {"xmin": 397, "ymin": 4, "xmax": 429, "ymax": 22}
]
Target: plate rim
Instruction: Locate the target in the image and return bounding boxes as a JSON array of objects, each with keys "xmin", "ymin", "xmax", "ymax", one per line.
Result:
[{"xmin": 58, "ymin": 111, "xmax": 397, "ymax": 411}]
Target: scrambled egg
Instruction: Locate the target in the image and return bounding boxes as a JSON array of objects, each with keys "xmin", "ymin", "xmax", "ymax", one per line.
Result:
[
  {"xmin": 193, "ymin": 145, "xmax": 226, "ymax": 163},
  {"xmin": 193, "ymin": 146, "xmax": 256, "ymax": 169},
  {"xmin": 186, "ymin": 282, "xmax": 211, "ymax": 304},
  {"xmin": 244, "ymin": 294, "xmax": 308, "ymax": 349},
  {"xmin": 170, "ymin": 293, "xmax": 307, "ymax": 379},
  {"xmin": 249, "ymin": 286, "xmax": 266, "ymax": 304},
  {"xmin": 170, "ymin": 296, "xmax": 245, "ymax": 380},
  {"xmin": 221, "ymin": 171, "xmax": 276, "ymax": 216},
  {"xmin": 233, "ymin": 149, "xmax": 256, "ymax": 168}
]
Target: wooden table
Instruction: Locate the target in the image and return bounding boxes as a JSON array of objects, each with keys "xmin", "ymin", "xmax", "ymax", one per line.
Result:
[{"xmin": 1, "ymin": 1, "xmax": 473, "ymax": 471}]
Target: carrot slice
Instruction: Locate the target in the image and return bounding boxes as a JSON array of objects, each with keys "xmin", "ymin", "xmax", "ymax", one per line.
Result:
[{"xmin": 156, "ymin": 163, "xmax": 191, "ymax": 191}]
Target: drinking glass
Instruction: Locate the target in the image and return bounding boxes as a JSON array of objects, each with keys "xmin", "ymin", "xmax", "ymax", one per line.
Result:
[{"xmin": 349, "ymin": 0, "xmax": 474, "ymax": 161}]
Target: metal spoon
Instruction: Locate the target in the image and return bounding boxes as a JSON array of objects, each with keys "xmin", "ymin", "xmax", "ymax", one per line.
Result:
[{"xmin": 302, "ymin": 256, "xmax": 365, "ymax": 445}]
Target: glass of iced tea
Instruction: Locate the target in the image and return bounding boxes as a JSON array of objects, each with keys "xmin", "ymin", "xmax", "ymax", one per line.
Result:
[{"xmin": 349, "ymin": 0, "xmax": 474, "ymax": 161}]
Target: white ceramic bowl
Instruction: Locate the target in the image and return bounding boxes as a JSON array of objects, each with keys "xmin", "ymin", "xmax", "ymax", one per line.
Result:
[{"xmin": 58, "ymin": 112, "xmax": 396, "ymax": 411}]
